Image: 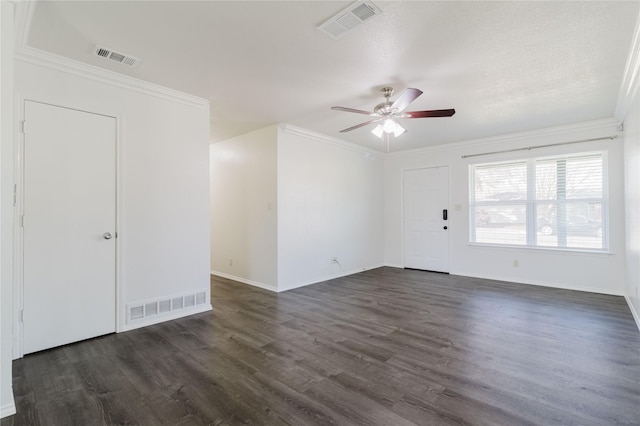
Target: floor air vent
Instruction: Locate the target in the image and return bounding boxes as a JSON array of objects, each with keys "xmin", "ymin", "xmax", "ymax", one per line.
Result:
[
  {"xmin": 317, "ymin": 1, "xmax": 382, "ymax": 39},
  {"xmin": 94, "ymin": 45, "xmax": 141, "ymax": 68},
  {"xmin": 127, "ymin": 290, "xmax": 208, "ymax": 324}
]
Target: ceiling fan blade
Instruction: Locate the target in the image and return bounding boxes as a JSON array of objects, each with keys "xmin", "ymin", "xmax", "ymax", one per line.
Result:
[
  {"xmin": 331, "ymin": 106, "xmax": 377, "ymax": 116},
  {"xmin": 402, "ymin": 109, "xmax": 456, "ymax": 118},
  {"xmin": 339, "ymin": 118, "xmax": 382, "ymax": 133},
  {"xmin": 391, "ymin": 88, "xmax": 423, "ymax": 112}
]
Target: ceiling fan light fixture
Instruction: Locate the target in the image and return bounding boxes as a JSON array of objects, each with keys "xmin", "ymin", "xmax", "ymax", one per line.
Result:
[
  {"xmin": 393, "ymin": 122, "xmax": 406, "ymax": 137},
  {"xmin": 371, "ymin": 123, "xmax": 384, "ymax": 138},
  {"xmin": 383, "ymin": 118, "xmax": 396, "ymax": 133},
  {"xmin": 372, "ymin": 119, "xmax": 405, "ymax": 139}
]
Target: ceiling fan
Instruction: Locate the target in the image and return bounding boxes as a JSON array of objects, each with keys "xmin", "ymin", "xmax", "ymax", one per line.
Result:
[{"xmin": 331, "ymin": 87, "xmax": 455, "ymax": 138}]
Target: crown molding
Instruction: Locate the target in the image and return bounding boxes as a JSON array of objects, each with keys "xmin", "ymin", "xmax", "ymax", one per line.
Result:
[
  {"xmin": 282, "ymin": 118, "xmax": 619, "ymax": 159},
  {"xmin": 386, "ymin": 118, "xmax": 621, "ymax": 159},
  {"xmin": 12, "ymin": 2, "xmax": 208, "ymax": 109},
  {"xmin": 279, "ymin": 123, "xmax": 385, "ymax": 158},
  {"xmin": 615, "ymin": 8, "xmax": 640, "ymax": 121},
  {"xmin": 13, "ymin": 0, "xmax": 33, "ymax": 52}
]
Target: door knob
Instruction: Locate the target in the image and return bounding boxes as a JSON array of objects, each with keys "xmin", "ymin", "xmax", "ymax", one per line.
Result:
[
  {"xmin": 103, "ymin": 232, "xmax": 113, "ymax": 240},
  {"xmin": 443, "ymin": 226, "xmax": 448, "ymax": 230}
]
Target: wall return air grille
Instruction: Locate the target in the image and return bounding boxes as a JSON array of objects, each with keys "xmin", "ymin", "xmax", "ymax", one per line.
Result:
[
  {"xmin": 317, "ymin": 1, "xmax": 382, "ymax": 39},
  {"xmin": 127, "ymin": 290, "xmax": 208, "ymax": 324},
  {"xmin": 94, "ymin": 45, "xmax": 141, "ymax": 68}
]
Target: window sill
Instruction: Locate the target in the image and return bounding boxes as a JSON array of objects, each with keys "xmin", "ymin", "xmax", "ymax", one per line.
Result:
[{"xmin": 467, "ymin": 242, "xmax": 613, "ymax": 256}]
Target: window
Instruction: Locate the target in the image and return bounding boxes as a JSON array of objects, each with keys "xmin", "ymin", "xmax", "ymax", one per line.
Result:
[{"xmin": 469, "ymin": 152, "xmax": 607, "ymax": 251}]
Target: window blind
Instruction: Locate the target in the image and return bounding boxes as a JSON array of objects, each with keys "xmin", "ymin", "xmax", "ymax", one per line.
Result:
[{"xmin": 470, "ymin": 152, "xmax": 607, "ymax": 250}]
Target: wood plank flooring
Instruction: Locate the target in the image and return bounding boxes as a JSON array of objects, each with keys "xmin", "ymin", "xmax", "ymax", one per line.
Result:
[{"xmin": 3, "ymin": 267, "xmax": 640, "ymax": 425}]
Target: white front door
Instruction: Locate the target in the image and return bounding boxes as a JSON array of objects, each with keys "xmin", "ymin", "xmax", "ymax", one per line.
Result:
[
  {"xmin": 403, "ymin": 166, "xmax": 449, "ymax": 272},
  {"xmin": 22, "ymin": 100, "xmax": 116, "ymax": 354}
]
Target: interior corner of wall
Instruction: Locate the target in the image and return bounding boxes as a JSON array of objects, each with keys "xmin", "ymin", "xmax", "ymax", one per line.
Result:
[{"xmin": 624, "ymin": 295, "xmax": 640, "ymax": 332}]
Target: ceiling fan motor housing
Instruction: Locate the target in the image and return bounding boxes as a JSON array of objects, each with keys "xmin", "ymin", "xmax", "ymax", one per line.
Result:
[
  {"xmin": 374, "ymin": 102, "xmax": 395, "ymax": 116},
  {"xmin": 375, "ymin": 87, "xmax": 397, "ymax": 116}
]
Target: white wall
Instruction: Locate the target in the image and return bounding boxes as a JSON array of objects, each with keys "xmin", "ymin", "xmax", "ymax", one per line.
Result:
[
  {"xmin": 14, "ymin": 58, "xmax": 211, "ymax": 332},
  {"xmin": 210, "ymin": 125, "xmax": 278, "ymax": 290},
  {"xmin": 209, "ymin": 125, "xmax": 384, "ymax": 292},
  {"xmin": 624, "ymin": 89, "xmax": 640, "ymax": 324},
  {"xmin": 277, "ymin": 126, "xmax": 384, "ymax": 291},
  {"xmin": 1, "ymin": 1, "xmax": 16, "ymax": 418},
  {"xmin": 212, "ymin": 120, "xmax": 626, "ymax": 296},
  {"xmin": 385, "ymin": 119, "xmax": 627, "ymax": 295}
]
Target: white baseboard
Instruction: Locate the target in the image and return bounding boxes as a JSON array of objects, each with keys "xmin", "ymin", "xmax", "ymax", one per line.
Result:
[
  {"xmin": 625, "ymin": 295, "xmax": 640, "ymax": 332},
  {"xmin": 1, "ymin": 400, "xmax": 16, "ymax": 419},
  {"xmin": 120, "ymin": 303, "xmax": 212, "ymax": 332},
  {"xmin": 211, "ymin": 265, "xmax": 385, "ymax": 293},
  {"xmin": 210, "ymin": 271, "xmax": 277, "ymax": 292},
  {"xmin": 450, "ymin": 270, "xmax": 624, "ymax": 296},
  {"xmin": 278, "ymin": 264, "xmax": 385, "ymax": 292}
]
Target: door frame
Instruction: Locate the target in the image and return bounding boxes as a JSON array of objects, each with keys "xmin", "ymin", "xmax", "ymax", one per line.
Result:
[
  {"xmin": 12, "ymin": 95, "xmax": 124, "ymax": 359},
  {"xmin": 401, "ymin": 165, "xmax": 451, "ymax": 272}
]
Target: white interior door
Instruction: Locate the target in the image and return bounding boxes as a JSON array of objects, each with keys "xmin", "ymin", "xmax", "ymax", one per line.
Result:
[
  {"xmin": 403, "ymin": 166, "xmax": 449, "ymax": 272},
  {"xmin": 22, "ymin": 100, "xmax": 116, "ymax": 354}
]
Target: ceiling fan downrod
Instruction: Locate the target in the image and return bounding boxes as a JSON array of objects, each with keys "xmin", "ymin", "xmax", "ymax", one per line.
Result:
[{"xmin": 374, "ymin": 87, "xmax": 395, "ymax": 116}]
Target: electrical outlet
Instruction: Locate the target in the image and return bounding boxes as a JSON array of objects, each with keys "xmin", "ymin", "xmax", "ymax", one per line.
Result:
[
  {"xmin": 513, "ymin": 260, "xmax": 519, "ymax": 267},
  {"xmin": 229, "ymin": 258, "xmax": 233, "ymax": 266}
]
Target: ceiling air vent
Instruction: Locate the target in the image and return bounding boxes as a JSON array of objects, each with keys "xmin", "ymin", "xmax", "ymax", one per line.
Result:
[
  {"xmin": 317, "ymin": 1, "xmax": 382, "ymax": 40},
  {"xmin": 93, "ymin": 45, "xmax": 141, "ymax": 68}
]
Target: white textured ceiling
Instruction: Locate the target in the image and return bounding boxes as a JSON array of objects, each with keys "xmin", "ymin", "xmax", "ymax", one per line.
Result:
[{"xmin": 26, "ymin": 1, "xmax": 639, "ymax": 152}]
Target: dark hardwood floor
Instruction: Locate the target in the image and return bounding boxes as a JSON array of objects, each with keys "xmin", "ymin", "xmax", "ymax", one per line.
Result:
[{"xmin": 3, "ymin": 267, "xmax": 640, "ymax": 425}]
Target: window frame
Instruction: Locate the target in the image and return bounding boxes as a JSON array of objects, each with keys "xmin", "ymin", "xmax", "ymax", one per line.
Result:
[{"xmin": 468, "ymin": 150, "xmax": 609, "ymax": 252}]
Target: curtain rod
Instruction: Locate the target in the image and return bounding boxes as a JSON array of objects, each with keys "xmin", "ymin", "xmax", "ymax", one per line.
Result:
[{"xmin": 461, "ymin": 135, "xmax": 618, "ymax": 159}]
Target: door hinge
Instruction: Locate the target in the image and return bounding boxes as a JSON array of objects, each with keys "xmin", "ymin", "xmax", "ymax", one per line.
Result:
[
  {"xmin": 13, "ymin": 184, "xmax": 16, "ymax": 206},
  {"xmin": 20, "ymin": 215, "xmax": 24, "ymax": 228},
  {"xmin": 21, "ymin": 120, "xmax": 26, "ymax": 133},
  {"xmin": 19, "ymin": 310, "xmax": 24, "ymax": 323}
]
